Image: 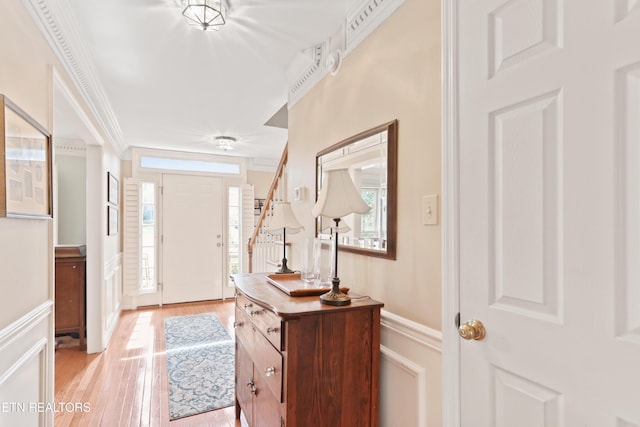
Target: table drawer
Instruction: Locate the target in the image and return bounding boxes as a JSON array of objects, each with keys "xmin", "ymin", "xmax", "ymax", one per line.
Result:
[
  {"xmin": 234, "ymin": 304, "xmax": 283, "ymax": 402},
  {"xmin": 251, "ymin": 324, "xmax": 283, "ymax": 402},
  {"xmin": 236, "ymin": 293, "xmax": 283, "ymax": 350}
]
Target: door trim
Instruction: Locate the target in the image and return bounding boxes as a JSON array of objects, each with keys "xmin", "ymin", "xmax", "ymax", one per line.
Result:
[{"xmin": 441, "ymin": 0, "xmax": 461, "ymax": 426}]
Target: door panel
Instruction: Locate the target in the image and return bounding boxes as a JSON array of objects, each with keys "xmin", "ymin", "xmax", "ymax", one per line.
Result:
[
  {"xmin": 458, "ymin": 0, "xmax": 640, "ymax": 425},
  {"xmin": 162, "ymin": 174, "xmax": 224, "ymax": 304}
]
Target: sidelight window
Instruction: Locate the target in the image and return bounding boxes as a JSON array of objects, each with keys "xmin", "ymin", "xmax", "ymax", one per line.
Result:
[{"xmin": 140, "ymin": 182, "xmax": 157, "ymax": 291}]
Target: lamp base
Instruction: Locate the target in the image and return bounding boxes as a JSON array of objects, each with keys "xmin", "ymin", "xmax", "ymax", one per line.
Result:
[
  {"xmin": 275, "ymin": 258, "xmax": 294, "ymax": 274},
  {"xmin": 319, "ymin": 278, "xmax": 351, "ymax": 306}
]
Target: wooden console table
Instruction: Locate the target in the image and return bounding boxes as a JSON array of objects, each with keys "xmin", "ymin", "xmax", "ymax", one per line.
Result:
[
  {"xmin": 232, "ymin": 273, "xmax": 384, "ymax": 427},
  {"xmin": 55, "ymin": 245, "xmax": 86, "ymax": 350}
]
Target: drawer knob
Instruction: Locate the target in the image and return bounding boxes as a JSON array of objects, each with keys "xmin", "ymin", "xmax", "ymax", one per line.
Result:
[
  {"xmin": 265, "ymin": 367, "xmax": 276, "ymax": 377},
  {"xmin": 250, "ymin": 309, "xmax": 263, "ymax": 317},
  {"xmin": 247, "ymin": 379, "xmax": 257, "ymax": 395},
  {"xmin": 233, "ymin": 321, "xmax": 242, "ymax": 328},
  {"xmin": 266, "ymin": 327, "xmax": 279, "ymax": 334},
  {"xmin": 244, "ymin": 303, "xmax": 253, "ymax": 309}
]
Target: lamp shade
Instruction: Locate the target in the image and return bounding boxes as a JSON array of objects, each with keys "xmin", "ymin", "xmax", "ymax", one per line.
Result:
[
  {"xmin": 312, "ymin": 169, "xmax": 370, "ymax": 219},
  {"xmin": 267, "ymin": 202, "xmax": 304, "ymax": 234}
]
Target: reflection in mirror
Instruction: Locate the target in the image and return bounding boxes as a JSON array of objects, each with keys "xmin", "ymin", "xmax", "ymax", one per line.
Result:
[{"xmin": 316, "ymin": 120, "xmax": 397, "ymax": 260}]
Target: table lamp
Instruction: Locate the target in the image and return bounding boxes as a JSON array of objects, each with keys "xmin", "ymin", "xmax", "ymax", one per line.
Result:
[
  {"xmin": 267, "ymin": 202, "xmax": 303, "ymax": 274},
  {"xmin": 312, "ymin": 168, "xmax": 370, "ymax": 305}
]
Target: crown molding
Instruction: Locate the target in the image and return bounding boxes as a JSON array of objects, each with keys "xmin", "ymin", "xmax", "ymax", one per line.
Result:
[
  {"xmin": 287, "ymin": 0, "xmax": 406, "ymax": 108},
  {"xmin": 54, "ymin": 137, "xmax": 87, "ymax": 157},
  {"xmin": 345, "ymin": 0, "xmax": 406, "ymax": 55},
  {"xmin": 288, "ymin": 43, "xmax": 328, "ymax": 107},
  {"xmin": 21, "ymin": 0, "xmax": 126, "ymax": 155}
]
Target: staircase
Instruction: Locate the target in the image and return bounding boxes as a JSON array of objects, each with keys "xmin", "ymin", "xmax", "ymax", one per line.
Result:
[{"xmin": 248, "ymin": 144, "xmax": 289, "ymax": 273}]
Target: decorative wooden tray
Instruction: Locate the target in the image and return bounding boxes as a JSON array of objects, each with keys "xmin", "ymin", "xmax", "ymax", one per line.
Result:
[{"xmin": 265, "ymin": 273, "xmax": 349, "ymax": 297}]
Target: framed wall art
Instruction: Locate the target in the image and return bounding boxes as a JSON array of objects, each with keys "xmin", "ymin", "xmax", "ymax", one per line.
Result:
[
  {"xmin": 107, "ymin": 205, "xmax": 118, "ymax": 236},
  {"xmin": 107, "ymin": 171, "xmax": 119, "ymax": 206},
  {"xmin": 0, "ymin": 94, "xmax": 53, "ymax": 219}
]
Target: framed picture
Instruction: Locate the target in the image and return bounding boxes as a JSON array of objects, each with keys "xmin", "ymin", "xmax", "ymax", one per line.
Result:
[
  {"xmin": 0, "ymin": 94, "xmax": 52, "ymax": 219},
  {"xmin": 107, "ymin": 171, "xmax": 119, "ymax": 206},
  {"xmin": 107, "ymin": 205, "xmax": 118, "ymax": 236}
]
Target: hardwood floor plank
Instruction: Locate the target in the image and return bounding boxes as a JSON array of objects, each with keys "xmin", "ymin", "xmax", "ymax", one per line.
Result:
[{"xmin": 54, "ymin": 299, "xmax": 240, "ymax": 427}]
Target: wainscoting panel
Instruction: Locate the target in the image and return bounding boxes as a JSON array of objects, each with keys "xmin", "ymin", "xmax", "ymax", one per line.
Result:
[
  {"xmin": 0, "ymin": 301, "xmax": 54, "ymax": 427},
  {"xmin": 380, "ymin": 310, "xmax": 442, "ymax": 427},
  {"xmin": 103, "ymin": 253, "xmax": 122, "ymax": 348}
]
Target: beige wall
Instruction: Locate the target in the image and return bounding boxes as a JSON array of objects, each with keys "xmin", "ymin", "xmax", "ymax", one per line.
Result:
[
  {"xmin": 1, "ymin": 0, "xmax": 123, "ymax": 355},
  {"xmin": 288, "ymin": 0, "xmax": 441, "ymax": 329},
  {"xmin": 247, "ymin": 170, "xmax": 275, "ymax": 199},
  {"xmin": 0, "ymin": 0, "xmax": 62, "ymax": 329}
]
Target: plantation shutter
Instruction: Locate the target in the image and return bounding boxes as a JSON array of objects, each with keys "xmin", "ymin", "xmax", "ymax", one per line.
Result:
[{"xmin": 123, "ymin": 178, "xmax": 140, "ymax": 296}]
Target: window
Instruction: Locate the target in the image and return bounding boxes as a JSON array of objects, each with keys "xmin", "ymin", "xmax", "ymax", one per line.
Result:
[
  {"xmin": 360, "ymin": 188, "xmax": 379, "ymax": 238},
  {"xmin": 140, "ymin": 156, "xmax": 240, "ymax": 175},
  {"xmin": 141, "ymin": 182, "xmax": 157, "ymax": 291},
  {"xmin": 228, "ymin": 186, "xmax": 241, "ymax": 284}
]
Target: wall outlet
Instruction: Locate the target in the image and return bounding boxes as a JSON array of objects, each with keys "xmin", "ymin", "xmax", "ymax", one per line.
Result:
[{"xmin": 422, "ymin": 194, "xmax": 438, "ymax": 225}]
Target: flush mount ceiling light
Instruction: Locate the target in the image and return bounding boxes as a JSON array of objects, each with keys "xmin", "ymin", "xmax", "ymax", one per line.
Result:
[
  {"xmin": 181, "ymin": 0, "xmax": 226, "ymax": 31},
  {"xmin": 215, "ymin": 136, "xmax": 236, "ymax": 151}
]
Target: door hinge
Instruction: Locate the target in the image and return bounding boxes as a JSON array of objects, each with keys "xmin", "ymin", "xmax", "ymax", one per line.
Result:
[
  {"xmin": 455, "ymin": 312, "xmax": 461, "ymax": 329},
  {"xmin": 280, "ymin": 416, "xmax": 285, "ymax": 427}
]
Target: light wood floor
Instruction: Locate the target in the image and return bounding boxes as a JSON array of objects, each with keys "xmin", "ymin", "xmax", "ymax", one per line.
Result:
[{"xmin": 54, "ymin": 299, "xmax": 241, "ymax": 427}]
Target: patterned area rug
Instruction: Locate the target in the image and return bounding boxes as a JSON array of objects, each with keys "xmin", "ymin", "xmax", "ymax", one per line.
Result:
[{"xmin": 164, "ymin": 312, "xmax": 235, "ymax": 420}]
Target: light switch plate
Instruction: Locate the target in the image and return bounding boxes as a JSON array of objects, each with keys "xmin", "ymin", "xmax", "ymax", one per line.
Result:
[{"xmin": 422, "ymin": 194, "xmax": 438, "ymax": 225}]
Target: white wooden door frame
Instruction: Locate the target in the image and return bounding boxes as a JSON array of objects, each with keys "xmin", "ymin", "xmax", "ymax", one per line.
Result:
[{"xmin": 441, "ymin": 0, "xmax": 462, "ymax": 425}]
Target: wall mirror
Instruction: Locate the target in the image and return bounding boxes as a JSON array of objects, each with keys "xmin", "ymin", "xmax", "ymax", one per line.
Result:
[{"xmin": 316, "ymin": 120, "xmax": 397, "ymax": 260}]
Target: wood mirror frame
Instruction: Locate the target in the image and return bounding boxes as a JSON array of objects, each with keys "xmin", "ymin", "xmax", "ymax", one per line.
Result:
[{"xmin": 315, "ymin": 120, "xmax": 397, "ymax": 260}]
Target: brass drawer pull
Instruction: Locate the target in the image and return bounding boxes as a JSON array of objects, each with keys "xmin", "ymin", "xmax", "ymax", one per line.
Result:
[
  {"xmin": 233, "ymin": 321, "xmax": 242, "ymax": 328},
  {"xmin": 250, "ymin": 309, "xmax": 264, "ymax": 317},
  {"xmin": 247, "ymin": 379, "xmax": 257, "ymax": 395},
  {"xmin": 266, "ymin": 327, "xmax": 279, "ymax": 334},
  {"xmin": 244, "ymin": 303, "xmax": 253, "ymax": 309},
  {"xmin": 264, "ymin": 367, "xmax": 275, "ymax": 377}
]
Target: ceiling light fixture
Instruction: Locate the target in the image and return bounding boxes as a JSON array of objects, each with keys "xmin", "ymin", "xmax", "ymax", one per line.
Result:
[
  {"xmin": 181, "ymin": 0, "xmax": 226, "ymax": 31},
  {"xmin": 215, "ymin": 136, "xmax": 236, "ymax": 151}
]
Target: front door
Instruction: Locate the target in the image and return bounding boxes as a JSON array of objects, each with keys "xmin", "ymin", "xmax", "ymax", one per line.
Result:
[
  {"xmin": 457, "ymin": 0, "xmax": 640, "ymax": 425},
  {"xmin": 162, "ymin": 174, "xmax": 224, "ymax": 304}
]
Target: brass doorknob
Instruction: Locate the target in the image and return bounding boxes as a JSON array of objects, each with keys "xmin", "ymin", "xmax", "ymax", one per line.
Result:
[{"xmin": 458, "ymin": 319, "xmax": 485, "ymax": 340}]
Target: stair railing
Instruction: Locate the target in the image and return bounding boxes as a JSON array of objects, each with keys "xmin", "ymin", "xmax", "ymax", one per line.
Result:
[{"xmin": 248, "ymin": 144, "xmax": 288, "ymax": 273}]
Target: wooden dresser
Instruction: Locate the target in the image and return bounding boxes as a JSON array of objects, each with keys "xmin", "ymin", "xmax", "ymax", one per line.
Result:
[
  {"xmin": 232, "ymin": 273, "xmax": 384, "ymax": 427},
  {"xmin": 54, "ymin": 245, "xmax": 86, "ymax": 350}
]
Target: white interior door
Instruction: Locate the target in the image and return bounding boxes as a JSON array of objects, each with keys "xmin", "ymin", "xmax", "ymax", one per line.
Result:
[
  {"xmin": 457, "ymin": 1, "xmax": 640, "ymax": 425},
  {"xmin": 162, "ymin": 174, "xmax": 224, "ymax": 304}
]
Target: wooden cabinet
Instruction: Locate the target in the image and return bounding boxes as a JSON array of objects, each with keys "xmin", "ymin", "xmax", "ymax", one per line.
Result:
[
  {"xmin": 233, "ymin": 273, "xmax": 384, "ymax": 427},
  {"xmin": 55, "ymin": 245, "xmax": 86, "ymax": 350}
]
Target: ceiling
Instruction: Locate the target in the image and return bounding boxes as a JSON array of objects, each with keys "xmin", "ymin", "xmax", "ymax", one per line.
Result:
[{"xmin": 54, "ymin": 0, "xmax": 360, "ymax": 164}]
